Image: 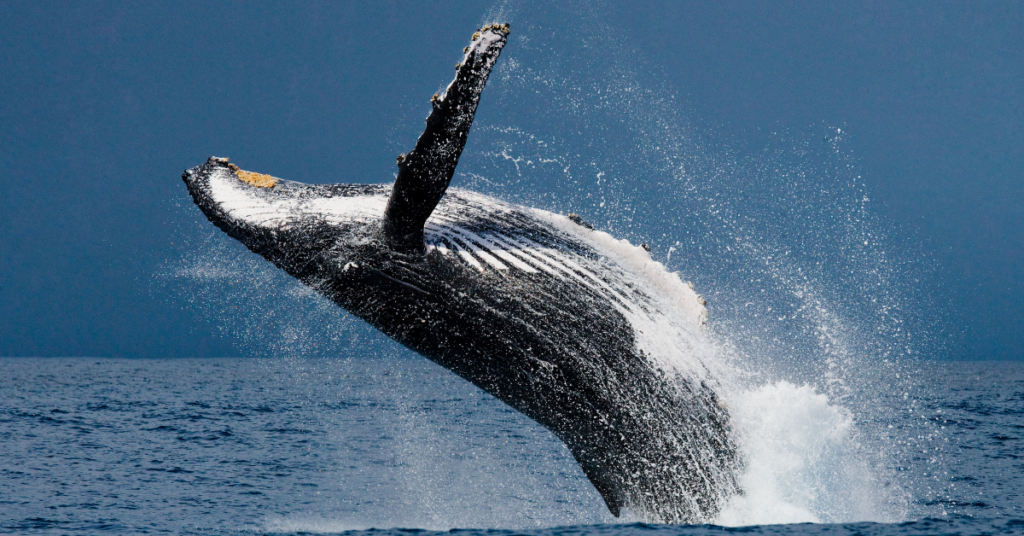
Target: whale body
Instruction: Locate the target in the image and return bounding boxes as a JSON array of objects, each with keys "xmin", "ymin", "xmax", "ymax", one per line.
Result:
[{"xmin": 182, "ymin": 25, "xmax": 738, "ymax": 523}]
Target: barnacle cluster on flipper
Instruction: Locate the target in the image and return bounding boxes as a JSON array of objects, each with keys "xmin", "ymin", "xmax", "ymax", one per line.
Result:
[{"xmin": 471, "ymin": 23, "xmax": 510, "ymax": 41}]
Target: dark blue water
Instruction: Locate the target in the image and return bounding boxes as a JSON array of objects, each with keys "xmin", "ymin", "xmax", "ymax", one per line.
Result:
[{"xmin": 1, "ymin": 357, "xmax": 1020, "ymax": 535}]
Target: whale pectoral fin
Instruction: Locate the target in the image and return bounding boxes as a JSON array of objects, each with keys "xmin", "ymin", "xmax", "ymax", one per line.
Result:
[
  {"xmin": 572, "ymin": 448, "xmax": 624, "ymax": 518},
  {"xmin": 382, "ymin": 24, "xmax": 510, "ymax": 253}
]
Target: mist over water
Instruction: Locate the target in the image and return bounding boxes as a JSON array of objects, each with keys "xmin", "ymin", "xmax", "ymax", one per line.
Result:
[{"xmin": 161, "ymin": 1, "xmax": 946, "ymax": 530}]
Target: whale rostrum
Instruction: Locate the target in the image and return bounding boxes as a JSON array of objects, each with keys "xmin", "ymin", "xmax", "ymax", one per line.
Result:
[{"xmin": 182, "ymin": 24, "xmax": 739, "ymax": 524}]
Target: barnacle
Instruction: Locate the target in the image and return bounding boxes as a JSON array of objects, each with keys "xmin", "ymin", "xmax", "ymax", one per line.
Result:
[
  {"xmin": 236, "ymin": 169, "xmax": 277, "ymax": 188},
  {"xmin": 480, "ymin": 23, "xmax": 510, "ymax": 35}
]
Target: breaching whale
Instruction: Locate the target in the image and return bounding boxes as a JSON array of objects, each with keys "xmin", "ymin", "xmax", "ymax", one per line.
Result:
[{"xmin": 182, "ymin": 25, "xmax": 738, "ymax": 523}]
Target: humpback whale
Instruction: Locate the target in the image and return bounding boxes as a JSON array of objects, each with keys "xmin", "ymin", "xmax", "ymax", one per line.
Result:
[{"xmin": 182, "ymin": 25, "xmax": 738, "ymax": 523}]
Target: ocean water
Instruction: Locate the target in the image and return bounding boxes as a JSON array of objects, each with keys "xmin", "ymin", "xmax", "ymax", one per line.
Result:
[{"xmin": 1, "ymin": 356, "xmax": 1021, "ymax": 535}]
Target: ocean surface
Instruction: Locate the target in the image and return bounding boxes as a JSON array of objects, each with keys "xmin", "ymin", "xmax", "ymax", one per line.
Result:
[{"xmin": 1, "ymin": 356, "xmax": 1021, "ymax": 535}]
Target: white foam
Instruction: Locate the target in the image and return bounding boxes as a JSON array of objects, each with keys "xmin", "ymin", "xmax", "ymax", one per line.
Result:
[{"xmin": 715, "ymin": 381, "xmax": 894, "ymax": 526}]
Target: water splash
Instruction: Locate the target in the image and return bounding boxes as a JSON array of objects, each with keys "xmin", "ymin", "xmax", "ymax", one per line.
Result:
[{"xmin": 719, "ymin": 382, "xmax": 892, "ymax": 525}]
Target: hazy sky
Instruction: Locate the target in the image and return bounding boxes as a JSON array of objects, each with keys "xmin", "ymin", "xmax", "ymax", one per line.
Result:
[{"xmin": 2, "ymin": 1, "xmax": 1021, "ymax": 360}]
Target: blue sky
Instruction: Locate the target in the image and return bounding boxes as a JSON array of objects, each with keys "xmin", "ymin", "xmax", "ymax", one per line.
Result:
[{"xmin": 1, "ymin": 1, "xmax": 1021, "ymax": 360}]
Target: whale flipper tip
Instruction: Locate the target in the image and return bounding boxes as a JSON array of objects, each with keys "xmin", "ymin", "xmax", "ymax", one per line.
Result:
[{"xmin": 382, "ymin": 25, "xmax": 510, "ymax": 253}]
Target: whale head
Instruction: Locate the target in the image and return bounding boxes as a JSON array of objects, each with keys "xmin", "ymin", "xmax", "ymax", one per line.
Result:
[
  {"xmin": 182, "ymin": 23, "xmax": 513, "ymax": 271},
  {"xmin": 182, "ymin": 156, "xmax": 394, "ymax": 282}
]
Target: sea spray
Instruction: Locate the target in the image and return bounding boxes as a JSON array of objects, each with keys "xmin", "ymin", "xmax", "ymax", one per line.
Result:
[
  {"xmin": 716, "ymin": 382, "xmax": 891, "ymax": 525},
  {"xmin": 157, "ymin": 225, "xmax": 388, "ymax": 359}
]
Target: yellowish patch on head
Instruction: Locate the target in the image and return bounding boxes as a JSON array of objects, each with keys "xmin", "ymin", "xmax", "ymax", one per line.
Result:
[{"xmin": 236, "ymin": 169, "xmax": 278, "ymax": 188}]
